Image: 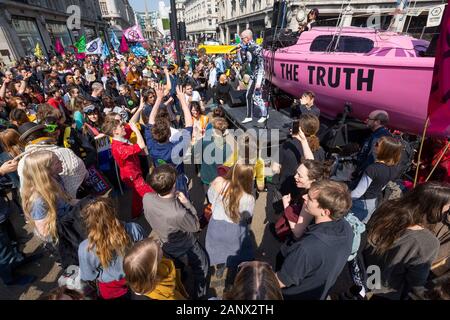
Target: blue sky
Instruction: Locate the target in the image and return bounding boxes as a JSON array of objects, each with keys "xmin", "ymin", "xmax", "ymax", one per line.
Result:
[{"xmin": 130, "ymin": 0, "xmax": 169, "ymax": 12}]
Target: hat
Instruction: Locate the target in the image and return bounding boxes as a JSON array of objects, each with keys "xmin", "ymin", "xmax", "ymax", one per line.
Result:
[
  {"xmin": 18, "ymin": 122, "xmax": 46, "ymax": 142},
  {"xmin": 83, "ymin": 104, "xmax": 97, "ymax": 114}
]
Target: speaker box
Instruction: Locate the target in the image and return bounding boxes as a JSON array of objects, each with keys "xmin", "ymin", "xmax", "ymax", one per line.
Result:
[
  {"xmin": 178, "ymin": 21, "xmax": 187, "ymax": 41},
  {"xmin": 229, "ymin": 89, "xmax": 247, "ymax": 107},
  {"xmin": 272, "ymin": 0, "xmax": 288, "ymax": 29}
]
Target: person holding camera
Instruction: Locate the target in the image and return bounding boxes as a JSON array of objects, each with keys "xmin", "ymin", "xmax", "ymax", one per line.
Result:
[{"xmin": 291, "ymin": 91, "xmax": 320, "ymax": 119}]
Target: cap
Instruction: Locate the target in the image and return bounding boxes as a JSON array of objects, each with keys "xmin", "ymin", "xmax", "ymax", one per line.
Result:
[
  {"xmin": 83, "ymin": 105, "xmax": 97, "ymax": 114},
  {"xmin": 18, "ymin": 122, "xmax": 46, "ymax": 142}
]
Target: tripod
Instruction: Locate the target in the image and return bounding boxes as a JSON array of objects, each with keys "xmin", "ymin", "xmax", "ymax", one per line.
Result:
[{"xmin": 329, "ymin": 103, "xmax": 352, "ymax": 149}]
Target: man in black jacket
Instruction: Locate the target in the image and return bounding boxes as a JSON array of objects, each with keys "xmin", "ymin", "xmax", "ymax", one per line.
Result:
[
  {"xmin": 276, "ymin": 180, "xmax": 354, "ymax": 300},
  {"xmin": 0, "ymin": 159, "xmax": 37, "ymax": 286}
]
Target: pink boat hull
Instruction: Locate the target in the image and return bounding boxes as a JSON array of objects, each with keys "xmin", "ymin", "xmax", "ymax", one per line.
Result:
[{"xmin": 263, "ymin": 27, "xmax": 445, "ymax": 137}]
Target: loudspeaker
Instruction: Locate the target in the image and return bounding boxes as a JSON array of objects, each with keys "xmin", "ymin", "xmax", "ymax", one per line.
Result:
[
  {"xmin": 169, "ymin": 11, "xmax": 177, "ymax": 41},
  {"xmin": 178, "ymin": 21, "xmax": 187, "ymax": 41},
  {"xmin": 229, "ymin": 89, "xmax": 247, "ymax": 107},
  {"xmin": 272, "ymin": 0, "xmax": 288, "ymax": 29}
]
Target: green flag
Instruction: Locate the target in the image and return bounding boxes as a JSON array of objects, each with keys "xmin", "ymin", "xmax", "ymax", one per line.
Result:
[
  {"xmin": 235, "ymin": 34, "xmax": 241, "ymax": 44},
  {"xmin": 74, "ymin": 35, "xmax": 86, "ymax": 53}
]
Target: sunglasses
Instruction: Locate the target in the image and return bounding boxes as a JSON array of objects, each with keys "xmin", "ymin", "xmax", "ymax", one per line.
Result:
[{"xmin": 43, "ymin": 124, "xmax": 59, "ymax": 133}]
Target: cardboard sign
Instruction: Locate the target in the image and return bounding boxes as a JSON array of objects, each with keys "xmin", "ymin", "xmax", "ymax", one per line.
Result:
[{"xmin": 84, "ymin": 167, "xmax": 111, "ymax": 195}]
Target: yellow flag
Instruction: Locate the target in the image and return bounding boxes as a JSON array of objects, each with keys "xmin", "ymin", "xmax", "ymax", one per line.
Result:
[{"xmin": 34, "ymin": 43, "xmax": 44, "ymax": 59}]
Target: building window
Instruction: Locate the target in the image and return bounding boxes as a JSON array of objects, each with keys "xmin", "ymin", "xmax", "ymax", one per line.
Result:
[
  {"xmin": 99, "ymin": 2, "xmax": 109, "ymax": 15},
  {"xmin": 209, "ymin": 19, "xmax": 212, "ymax": 26},
  {"xmin": 310, "ymin": 35, "xmax": 374, "ymax": 53},
  {"xmin": 46, "ymin": 21, "xmax": 73, "ymax": 48},
  {"xmin": 12, "ymin": 16, "xmax": 47, "ymax": 57}
]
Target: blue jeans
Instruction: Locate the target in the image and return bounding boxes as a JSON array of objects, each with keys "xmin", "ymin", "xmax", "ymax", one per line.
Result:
[{"xmin": 351, "ymin": 198, "xmax": 377, "ymax": 224}]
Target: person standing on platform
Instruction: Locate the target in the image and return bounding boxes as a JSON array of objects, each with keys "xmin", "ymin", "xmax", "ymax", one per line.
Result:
[{"xmin": 239, "ymin": 30, "xmax": 268, "ymax": 124}]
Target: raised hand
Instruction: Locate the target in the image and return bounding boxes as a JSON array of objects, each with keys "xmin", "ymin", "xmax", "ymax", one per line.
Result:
[
  {"xmin": 175, "ymin": 85, "xmax": 185, "ymax": 99},
  {"xmin": 155, "ymin": 83, "xmax": 165, "ymax": 100}
]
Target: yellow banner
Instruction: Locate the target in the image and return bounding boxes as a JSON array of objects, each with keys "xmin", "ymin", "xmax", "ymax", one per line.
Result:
[{"xmin": 198, "ymin": 45, "xmax": 238, "ymax": 55}]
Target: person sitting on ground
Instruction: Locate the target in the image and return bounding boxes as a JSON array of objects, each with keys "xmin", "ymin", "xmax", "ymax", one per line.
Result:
[
  {"xmin": 78, "ymin": 198, "xmax": 146, "ymax": 300},
  {"xmin": 124, "ymin": 238, "xmax": 189, "ymax": 300},
  {"xmin": 215, "ymin": 74, "xmax": 232, "ymax": 107},
  {"xmin": 144, "ymin": 164, "xmax": 209, "ymax": 300},
  {"xmin": 276, "ymin": 180, "xmax": 354, "ymax": 300},
  {"xmin": 191, "ymin": 101, "xmax": 209, "ymax": 144},
  {"xmin": 223, "ymin": 261, "xmax": 283, "ymax": 300},
  {"xmin": 363, "ymin": 182, "xmax": 449, "ymax": 300}
]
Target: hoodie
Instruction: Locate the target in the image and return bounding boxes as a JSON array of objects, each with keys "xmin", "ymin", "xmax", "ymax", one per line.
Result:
[
  {"xmin": 278, "ymin": 218, "xmax": 354, "ymax": 300},
  {"xmin": 145, "ymin": 258, "xmax": 188, "ymax": 300}
]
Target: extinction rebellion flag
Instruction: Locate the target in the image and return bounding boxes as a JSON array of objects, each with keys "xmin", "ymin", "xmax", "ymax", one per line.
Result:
[{"xmin": 86, "ymin": 38, "xmax": 103, "ymax": 55}]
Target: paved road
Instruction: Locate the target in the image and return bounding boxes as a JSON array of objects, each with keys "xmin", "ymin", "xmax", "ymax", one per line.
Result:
[{"xmin": 0, "ymin": 169, "xmax": 281, "ymax": 300}]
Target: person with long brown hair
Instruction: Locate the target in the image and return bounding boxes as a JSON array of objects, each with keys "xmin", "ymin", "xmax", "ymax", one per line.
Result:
[
  {"xmin": 272, "ymin": 115, "xmax": 324, "ymax": 205},
  {"xmin": 272, "ymin": 159, "xmax": 332, "ymax": 242},
  {"xmin": 78, "ymin": 197, "xmax": 146, "ymax": 300},
  {"xmin": 124, "ymin": 238, "xmax": 188, "ymax": 300},
  {"xmin": 351, "ymin": 136, "xmax": 403, "ymax": 223},
  {"xmin": 223, "ymin": 261, "xmax": 283, "ymax": 300},
  {"xmin": 0, "ymin": 129, "xmax": 23, "ymax": 188},
  {"xmin": 205, "ymin": 163, "xmax": 256, "ymax": 288},
  {"xmin": 364, "ymin": 182, "xmax": 450, "ymax": 300}
]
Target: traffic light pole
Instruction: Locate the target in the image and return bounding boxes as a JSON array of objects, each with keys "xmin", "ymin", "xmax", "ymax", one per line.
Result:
[{"xmin": 170, "ymin": 0, "xmax": 182, "ymax": 67}]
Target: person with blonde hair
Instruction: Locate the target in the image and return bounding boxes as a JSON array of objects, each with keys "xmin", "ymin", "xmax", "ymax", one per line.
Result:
[
  {"xmin": 21, "ymin": 150, "xmax": 72, "ymax": 243},
  {"xmin": 78, "ymin": 197, "xmax": 145, "ymax": 300},
  {"xmin": 206, "ymin": 163, "xmax": 256, "ymax": 289},
  {"xmin": 124, "ymin": 238, "xmax": 188, "ymax": 300}
]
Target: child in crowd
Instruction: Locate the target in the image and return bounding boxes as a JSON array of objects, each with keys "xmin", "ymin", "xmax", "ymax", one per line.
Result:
[
  {"xmin": 144, "ymin": 164, "xmax": 209, "ymax": 300},
  {"xmin": 124, "ymin": 238, "xmax": 188, "ymax": 300},
  {"xmin": 102, "ymin": 105, "xmax": 153, "ymax": 219}
]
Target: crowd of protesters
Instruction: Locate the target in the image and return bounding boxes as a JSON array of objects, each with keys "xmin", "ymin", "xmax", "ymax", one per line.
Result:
[{"xmin": 0, "ymin": 32, "xmax": 449, "ymax": 301}]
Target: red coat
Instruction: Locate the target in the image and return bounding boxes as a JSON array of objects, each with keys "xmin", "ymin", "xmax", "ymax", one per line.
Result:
[
  {"xmin": 47, "ymin": 97, "xmax": 64, "ymax": 110},
  {"xmin": 111, "ymin": 140, "xmax": 143, "ymax": 181}
]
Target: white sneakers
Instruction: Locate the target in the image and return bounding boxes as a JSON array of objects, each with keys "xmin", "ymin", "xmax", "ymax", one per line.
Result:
[
  {"xmin": 242, "ymin": 115, "xmax": 269, "ymax": 124},
  {"xmin": 258, "ymin": 117, "xmax": 267, "ymax": 123}
]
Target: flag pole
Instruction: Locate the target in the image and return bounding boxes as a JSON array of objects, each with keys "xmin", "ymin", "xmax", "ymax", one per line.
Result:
[
  {"xmin": 170, "ymin": 0, "xmax": 182, "ymax": 67},
  {"xmin": 413, "ymin": 117, "xmax": 430, "ymax": 187},
  {"xmin": 425, "ymin": 140, "xmax": 450, "ymax": 182}
]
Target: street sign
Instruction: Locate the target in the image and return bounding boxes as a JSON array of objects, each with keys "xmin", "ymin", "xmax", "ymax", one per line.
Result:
[
  {"xmin": 406, "ymin": 8, "xmax": 423, "ymax": 16},
  {"xmin": 427, "ymin": 4, "xmax": 446, "ymax": 27}
]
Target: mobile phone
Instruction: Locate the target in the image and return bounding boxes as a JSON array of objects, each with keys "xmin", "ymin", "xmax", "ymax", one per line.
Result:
[{"xmin": 292, "ymin": 120, "xmax": 300, "ymax": 135}]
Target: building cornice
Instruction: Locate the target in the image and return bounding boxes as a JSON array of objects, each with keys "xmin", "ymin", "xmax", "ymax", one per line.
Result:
[{"xmin": 0, "ymin": 0, "xmax": 106, "ymax": 25}]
